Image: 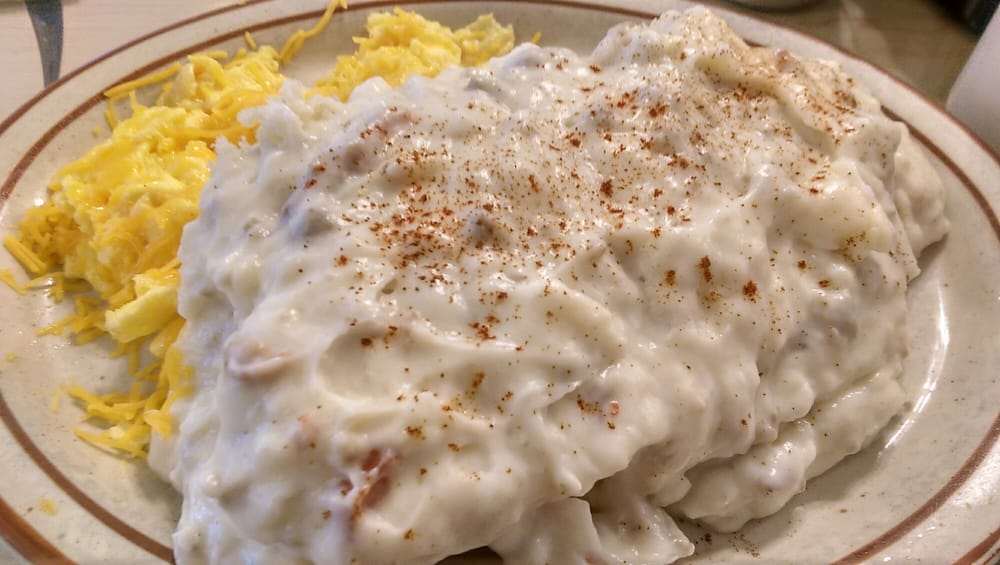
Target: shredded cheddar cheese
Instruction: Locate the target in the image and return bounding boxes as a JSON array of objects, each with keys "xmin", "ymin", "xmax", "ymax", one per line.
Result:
[
  {"xmin": 280, "ymin": 0, "xmax": 348, "ymax": 63},
  {"xmin": 3, "ymin": 3, "xmax": 515, "ymax": 458},
  {"xmin": 37, "ymin": 498, "xmax": 58, "ymax": 516},
  {"xmin": 308, "ymin": 9, "xmax": 514, "ymax": 99}
]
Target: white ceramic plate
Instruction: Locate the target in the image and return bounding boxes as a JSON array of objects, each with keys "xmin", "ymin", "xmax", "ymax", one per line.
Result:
[{"xmin": 1, "ymin": 1, "xmax": 998, "ymax": 563}]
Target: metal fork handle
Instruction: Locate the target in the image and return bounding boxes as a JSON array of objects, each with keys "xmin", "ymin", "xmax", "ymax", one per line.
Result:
[{"xmin": 26, "ymin": 0, "xmax": 64, "ymax": 86}]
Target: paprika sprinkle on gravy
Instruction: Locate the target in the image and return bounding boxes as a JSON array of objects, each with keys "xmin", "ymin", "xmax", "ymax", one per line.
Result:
[{"xmin": 153, "ymin": 8, "xmax": 948, "ymax": 564}]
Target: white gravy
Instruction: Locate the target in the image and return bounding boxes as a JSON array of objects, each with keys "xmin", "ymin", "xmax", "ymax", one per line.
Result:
[{"xmin": 152, "ymin": 8, "xmax": 948, "ymax": 564}]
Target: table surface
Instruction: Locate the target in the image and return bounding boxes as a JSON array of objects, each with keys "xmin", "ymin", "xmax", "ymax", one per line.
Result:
[{"xmin": 0, "ymin": 0, "xmax": 978, "ymax": 121}]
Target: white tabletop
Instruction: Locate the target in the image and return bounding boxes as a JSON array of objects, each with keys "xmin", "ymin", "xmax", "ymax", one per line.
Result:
[{"xmin": 0, "ymin": 0, "xmax": 978, "ymax": 121}]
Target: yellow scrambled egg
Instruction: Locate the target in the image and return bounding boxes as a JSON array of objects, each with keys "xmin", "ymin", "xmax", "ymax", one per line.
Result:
[{"xmin": 2, "ymin": 2, "xmax": 514, "ymax": 458}]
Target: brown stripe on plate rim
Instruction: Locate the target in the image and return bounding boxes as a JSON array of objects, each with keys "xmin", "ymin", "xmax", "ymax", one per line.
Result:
[
  {"xmin": 0, "ymin": 392, "xmax": 174, "ymax": 561},
  {"xmin": 828, "ymin": 113, "xmax": 1000, "ymax": 564},
  {"xmin": 0, "ymin": 0, "xmax": 999, "ymax": 562},
  {"xmin": 0, "ymin": 494, "xmax": 71, "ymax": 564},
  {"xmin": 0, "ymin": 0, "xmax": 273, "ymax": 140},
  {"xmin": 955, "ymin": 524, "xmax": 1000, "ymax": 565}
]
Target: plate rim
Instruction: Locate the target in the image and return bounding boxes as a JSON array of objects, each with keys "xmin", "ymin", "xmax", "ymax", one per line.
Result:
[
  {"xmin": 0, "ymin": 1, "xmax": 998, "ymax": 563},
  {"xmin": 1, "ymin": 0, "xmax": 997, "ymax": 169}
]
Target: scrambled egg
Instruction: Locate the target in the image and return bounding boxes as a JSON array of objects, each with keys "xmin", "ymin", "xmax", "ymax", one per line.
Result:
[{"xmin": 2, "ymin": 2, "xmax": 514, "ymax": 458}]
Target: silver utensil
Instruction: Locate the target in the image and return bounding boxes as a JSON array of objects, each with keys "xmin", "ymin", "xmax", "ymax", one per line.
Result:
[{"xmin": 25, "ymin": 0, "xmax": 64, "ymax": 86}]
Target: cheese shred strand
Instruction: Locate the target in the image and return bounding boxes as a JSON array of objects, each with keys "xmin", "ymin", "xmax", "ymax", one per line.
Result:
[{"xmin": 4, "ymin": 1, "xmax": 516, "ymax": 459}]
